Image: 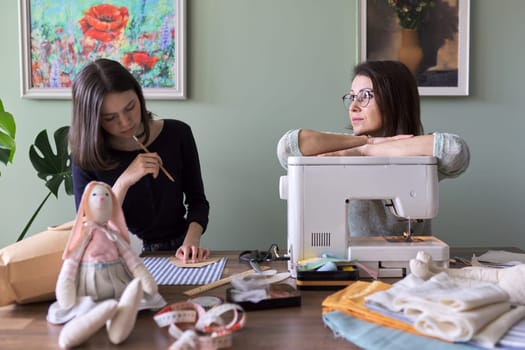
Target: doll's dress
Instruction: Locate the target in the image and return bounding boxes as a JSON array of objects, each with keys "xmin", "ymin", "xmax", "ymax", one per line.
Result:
[{"xmin": 47, "ymin": 223, "xmax": 166, "ymax": 324}]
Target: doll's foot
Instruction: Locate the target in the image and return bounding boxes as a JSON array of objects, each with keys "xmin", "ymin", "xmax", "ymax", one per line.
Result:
[
  {"xmin": 59, "ymin": 299, "xmax": 118, "ymax": 349},
  {"xmin": 415, "ymin": 251, "xmax": 432, "ymax": 265},
  {"xmin": 106, "ymin": 278, "xmax": 143, "ymax": 344},
  {"xmin": 409, "ymin": 258, "xmax": 434, "ymax": 280},
  {"xmin": 132, "ymin": 264, "xmax": 158, "ymax": 295},
  {"xmin": 410, "ymin": 251, "xmax": 447, "ymax": 279}
]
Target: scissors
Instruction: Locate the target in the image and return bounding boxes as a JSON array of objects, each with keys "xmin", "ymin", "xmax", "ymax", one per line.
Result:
[
  {"xmin": 239, "ymin": 244, "xmax": 289, "ymax": 263},
  {"xmin": 239, "ymin": 244, "xmax": 289, "ymax": 273}
]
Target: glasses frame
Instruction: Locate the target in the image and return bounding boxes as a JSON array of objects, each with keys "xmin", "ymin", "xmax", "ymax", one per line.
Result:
[{"xmin": 342, "ymin": 88, "xmax": 374, "ymax": 109}]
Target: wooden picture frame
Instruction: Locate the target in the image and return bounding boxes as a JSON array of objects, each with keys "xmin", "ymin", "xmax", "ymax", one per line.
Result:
[
  {"xmin": 18, "ymin": 0, "xmax": 186, "ymax": 99},
  {"xmin": 358, "ymin": 0, "xmax": 470, "ymax": 96}
]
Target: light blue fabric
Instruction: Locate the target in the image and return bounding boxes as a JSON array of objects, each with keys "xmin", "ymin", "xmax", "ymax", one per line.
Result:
[
  {"xmin": 323, "ymin": 310, "xmax": 479, "ymax": 350},
  {"xmin": 365, "ymin": 302, "xmax": 525, "ymax": 350}
]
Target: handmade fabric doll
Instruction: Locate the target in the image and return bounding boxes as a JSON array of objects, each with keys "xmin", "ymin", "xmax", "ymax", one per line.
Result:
[
  {"xmin": 410, "ymin": 251, "xmax": 525, "ymax": 305},
  {"xmin": 47, "ymin": 181, "xmax": 166, "ymax": 348}
]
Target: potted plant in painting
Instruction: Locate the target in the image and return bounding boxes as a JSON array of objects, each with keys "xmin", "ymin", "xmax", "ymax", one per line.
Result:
[
  {"xmin": 387, "ymin": 0, "xmax": 435, "ymax": 75},
  {"xmin": 0, "ymin": 99, "xmax": 16, "ymax": 176}
]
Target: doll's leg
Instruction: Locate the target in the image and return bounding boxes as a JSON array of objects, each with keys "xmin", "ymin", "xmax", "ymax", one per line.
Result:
[
  {"xmin": 410, "ymin": 251, "xmax": 501, "ymax": 285},
  {"xmin": 408, "ymin": 251, "xmax": 489, "ymax": 281},
  {"xmin": 106, "ymin": 278, "xmax": 143, "ymax": 344},
  {"xmin": 410, "ymin": 251, "xmax": 525, "ymax": 304},
  {"xmin": 58, "ymin": 299, "xmax": 118, "ymax": 349}
]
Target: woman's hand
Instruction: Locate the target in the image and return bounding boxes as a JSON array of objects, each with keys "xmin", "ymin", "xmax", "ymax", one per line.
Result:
[
  {"xmin": 367, "ymin": 134, "xmax": 413, "ymax": 144},
  {"xmin": 318, "ymin": 134, "xmax": 414, "ymax": 157},
  {"xmin": 318, "ymin": 147, "xmax": 364, "ymax": 157}
]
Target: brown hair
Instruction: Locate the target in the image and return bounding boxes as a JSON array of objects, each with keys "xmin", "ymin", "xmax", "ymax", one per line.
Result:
[
  {"xmin": 69, "ymin": 58, "xmax": 152, "ymax": 170},
  {"xmin": 353, "ymin": 60, "xmax": 423, "ymax": 136}
]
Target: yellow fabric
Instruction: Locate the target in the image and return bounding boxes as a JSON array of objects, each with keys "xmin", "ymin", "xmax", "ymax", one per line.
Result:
[{"xmin": 322, "ymin": 281, "xmax": 430, "ymax": 338}]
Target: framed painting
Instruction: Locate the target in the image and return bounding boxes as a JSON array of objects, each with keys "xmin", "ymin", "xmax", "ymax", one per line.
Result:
[
  {"xmin": 18, "ymin": 0, "xmax": 186, "ymax": 99},
  {"xmin": 358, "ymin": 0, "xmax": 470, "ymax": 96}
]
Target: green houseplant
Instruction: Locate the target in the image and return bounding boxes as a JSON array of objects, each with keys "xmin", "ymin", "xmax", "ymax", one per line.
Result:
[
  {"xmin": 0, "ymin": 99, "xmax": 16, "ymax": 176},
  {"xmin": 0, "ymin": 98, "xmax": 71, "ymax": 241},
  {"xmin": 17, "ymin": 126, "xmax": 72, "ymax": 241}
]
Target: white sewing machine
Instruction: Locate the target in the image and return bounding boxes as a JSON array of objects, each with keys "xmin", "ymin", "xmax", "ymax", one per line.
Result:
[{"xmin": 279, "ymin": 156, "xmax": 449, "ymax": 278}]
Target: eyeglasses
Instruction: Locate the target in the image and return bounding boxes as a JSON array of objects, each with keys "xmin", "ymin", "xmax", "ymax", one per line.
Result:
[{"xmin": 342, "ymin": 89, "xmax": 374, "ymax": 109}]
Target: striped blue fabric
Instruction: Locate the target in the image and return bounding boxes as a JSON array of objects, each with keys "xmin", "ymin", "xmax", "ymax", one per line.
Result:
[{"xmin": 142, "ymin": 257, "xmax": 227, "ymax": 285}]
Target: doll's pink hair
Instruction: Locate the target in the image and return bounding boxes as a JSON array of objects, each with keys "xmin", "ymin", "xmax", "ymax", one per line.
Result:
[{"xmin": 62, "ymin": 181, "xmax": 130, "ymax": 259}]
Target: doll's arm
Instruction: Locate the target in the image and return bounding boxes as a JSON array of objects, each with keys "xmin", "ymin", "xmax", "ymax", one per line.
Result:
[
  {"xmin": 56, "ymin": 232, "xmax": 92, "ymax": 309},
  {"xmin": 56, "ymin": 258, "xmax": 79, "ymax": 309},
  {"xmin": 113, "ymin": 233, "xmax": 158, "ymax": 295}
]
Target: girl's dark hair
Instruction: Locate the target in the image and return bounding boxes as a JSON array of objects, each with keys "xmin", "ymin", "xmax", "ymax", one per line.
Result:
[
  {"xmin": 69, "ymin": 58, "xmax": 152, "ymax": 170},
  {"xmin": 353, "ymin": 60, "xmax": 423, "ymax": 136}
]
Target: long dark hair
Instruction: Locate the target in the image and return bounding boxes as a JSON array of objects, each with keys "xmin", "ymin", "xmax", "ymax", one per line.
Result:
[
  {"xmin": 69, "ymin": 58, "xmax": 152, "ymax": 170},
  {"xmin": 353, "ymin": 60, "xmax": 423, "ymax": 136}
]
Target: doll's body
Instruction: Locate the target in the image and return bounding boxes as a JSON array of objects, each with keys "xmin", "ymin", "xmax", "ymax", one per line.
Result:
[
  {"xmin": 82, "ymin": 225, "xmax": 119, "ymax": 262},
  {"xmin": 47, "ymin": 182, "xmax": 166, "ymax": 348}
]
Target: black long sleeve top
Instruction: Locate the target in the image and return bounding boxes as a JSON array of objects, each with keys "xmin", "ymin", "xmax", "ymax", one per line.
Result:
[{"xmin": 72, "ymin": 119, "xmax": 210, "ymax": 243}]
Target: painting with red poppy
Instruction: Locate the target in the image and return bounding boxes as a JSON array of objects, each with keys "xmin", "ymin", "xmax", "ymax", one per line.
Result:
[{"xmin": 19, "ymin": 0, "xmax": 186, "ymax": 99}]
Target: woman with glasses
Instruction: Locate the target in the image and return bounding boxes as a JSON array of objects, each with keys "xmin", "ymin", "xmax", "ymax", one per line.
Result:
[{"xmin": 276, "ymin": 60, "xmax": 470, "ymax": 236}]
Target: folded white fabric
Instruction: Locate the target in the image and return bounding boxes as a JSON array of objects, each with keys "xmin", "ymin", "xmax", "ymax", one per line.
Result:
[
  {"xmin": 365, "ymin": 272, "xmax": 512, "ymax": 342},
  {"xmin": 394, "ymin": 274, "xmax": 509, "ymax": 312},
  {"xmin": 365, "ymin": 273, "xmax": 426, "ymax": 312},
  {"xmin": 366, "ymin": 272, "xmax": 509, "ymax": 312},
  {"xmin": 473, "ymin": 305, "xmax": 525, "ymax": 348},
  {"xmin": 499, "ymin": 317, "xmax": 525, "ymax": 348},
  {"xmin": 410, "ymin": 301, "xmax": 510, "ymax": 341}
]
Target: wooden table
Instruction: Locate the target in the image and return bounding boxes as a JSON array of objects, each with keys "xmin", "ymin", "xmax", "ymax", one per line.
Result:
[{"xmin": 0, "ymin": 248, "xmax": 517, "ymax": 350}]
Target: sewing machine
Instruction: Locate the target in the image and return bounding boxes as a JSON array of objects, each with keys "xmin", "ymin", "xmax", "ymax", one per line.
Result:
[{"xmin": 279, "ymin": 156, "xmax": 449, "ymax": 278}]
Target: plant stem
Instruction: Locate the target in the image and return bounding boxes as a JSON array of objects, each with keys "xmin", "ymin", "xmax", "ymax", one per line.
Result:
[{"xmin": 17, "ymin": 191, "xmax": 52, "ymax": 242}]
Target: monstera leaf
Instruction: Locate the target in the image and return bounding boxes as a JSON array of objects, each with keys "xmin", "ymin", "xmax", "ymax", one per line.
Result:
[
  {"xmin": 0, "ymin": 99, "xmax": 16, "ymax": 174},
  {"xmin": 17, "ymin": 126, "xmax": 72, "ymax": 241},
  {"xmin": 29, "ymin": 126, "xmax": 72, "ymax": 196}
]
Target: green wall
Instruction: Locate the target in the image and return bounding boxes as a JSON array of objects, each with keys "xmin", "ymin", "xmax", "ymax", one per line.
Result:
[{"xmin": 1, "ymin": 0, "xmax": 524, "ymax": 251}]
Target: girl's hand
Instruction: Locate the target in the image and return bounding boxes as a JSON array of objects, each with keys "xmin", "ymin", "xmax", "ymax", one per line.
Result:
[
  {"xmin": 120, "ymin": 153, "xmax": 163, "ymax": 187},
  {"xmin": 175, "ymin": 244, "xmax": 210, "ymax": 263}
]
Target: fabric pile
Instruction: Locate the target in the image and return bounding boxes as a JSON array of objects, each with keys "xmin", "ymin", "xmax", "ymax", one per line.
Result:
[{"xmin": 322, "ymin": 272, "xmax": 525, "ymax": 349}]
